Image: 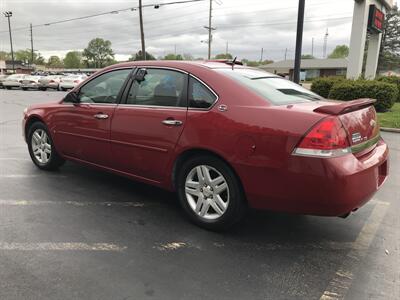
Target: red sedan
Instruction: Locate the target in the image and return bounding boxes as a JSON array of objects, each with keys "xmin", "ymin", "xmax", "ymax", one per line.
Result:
[{"xmin": 23, "ymin": 60, "xmax": 389, "ymax": 230}]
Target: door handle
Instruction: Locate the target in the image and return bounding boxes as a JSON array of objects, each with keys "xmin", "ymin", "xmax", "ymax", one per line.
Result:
[
  {"xmin": 162, "ymin": 119, "xmax": 183, "ymax": 126},
  {"xmin": 94, "ymin": 113, "xmax": 109, "ymax": 120}
]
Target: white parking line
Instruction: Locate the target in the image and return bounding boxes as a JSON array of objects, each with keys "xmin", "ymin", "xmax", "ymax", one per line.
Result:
[
  {"xmin": 0, "ymin": 158, "xmax": 30, "ymax": 161},
  {"xmin": 0, "ymin": 199, "xmax": 145, "ymax": 207},
  {"xmin": 0, "ymin": 174, "xmax": 67, "ymax": 179},
  {"xmin": 320, "ymin": 201, "xmax": 390, "ymax": 300},
  {"xmin": 0, "ymin": 242, "xmax": 127, "ymax": 251}
]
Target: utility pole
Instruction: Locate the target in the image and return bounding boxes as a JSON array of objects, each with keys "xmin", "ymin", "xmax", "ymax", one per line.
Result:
[
  {"xmin": 260, "ymin": 47, "xmax": 264, "ymax": 62},
  {"xmin": 293, "ymin": 0, "xmax": 305, "ymax": 84},
  {"xmin": 3, "ymin": 11, "xmax": 15, "ymax": 73},
  {"xmin": 323, "ymin": 28, "xmax": 329, "ymax": 58},
  {"xmin": 284, "ymin": 48, "xmax": 288, "ymax": 60},
  {"xmin": 30, "ymin": 23, "xmax": 34, "ymax": 67},
  {"xmin": 311, "ymin": 37, "xmax": 314, "ymax": 57},
  {"xmin": 138, "ymin": 0, "xmax": 146, "ymax": 60},
  {"xmin": 226, "ymin": 41, "xmax": 228, "ymax": 56},
  {"xmin": 204, "ymin": 0, "xmax": 215, "ymax": 59}
]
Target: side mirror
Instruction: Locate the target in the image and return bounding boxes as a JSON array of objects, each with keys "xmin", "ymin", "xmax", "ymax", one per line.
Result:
[
  {"xmin": 64, "ymin": 91, "xmax": 80, "ymax": 104},
  {"xmin": 135, "ymin": 68, "xmax": 147, "ymax": 82}
]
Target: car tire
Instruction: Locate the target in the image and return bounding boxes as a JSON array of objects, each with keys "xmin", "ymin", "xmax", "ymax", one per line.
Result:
[
  {"xmin": 22, "ymin": 87, "xmax": 28, "ymax": 91},
  {"xmin": 39, "ymin": 87, "xmax": 46, "ymax": 91},
  {"xmin": 5, "ymin": 86, "xmax": 11, "ymax": 90},
  {"xmin": 60, "ymin": 87, "xmax": 66, "ymax": 91},
  {"xmin": 177, "ymin": 155, "xmax": 247, "ymax": 231},
  {"xmin": 27, "ymin": 122, "xmax": 65, "ymax": 171}
]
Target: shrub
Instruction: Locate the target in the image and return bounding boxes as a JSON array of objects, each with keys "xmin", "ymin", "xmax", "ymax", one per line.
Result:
[
  {"xmin": 377, "ymin": 76, "xmax": 400, "ymax": 102},
  {"xmin": 311, "ymin": 77, "xmax": 345, "ymax": 98},
  {"xmin": 328, "ymin": 80, "xmax": 398, "ymax": 112}
]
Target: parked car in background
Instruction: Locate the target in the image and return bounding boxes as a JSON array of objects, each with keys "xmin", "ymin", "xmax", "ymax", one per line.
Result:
[
  {"xmin": 59, "ymin": 74, "xmax": 87, "ymax": 91},
  {"xmin": 0, "ymin": 74, "xmax": 9, "ymax": 89},
  {"xmin": 38, "ymin": 75, "xmax": 63, "ymax": 91},
  {"xmin": 2, "ymin": 74, "xmax": 26, "ymax": 89},
  {"xmin": 22, "ymin": 60, "xmax": 389, "ymax": 230},
  {"xmin": 21, "ymin": 75, "xmax": 43, "ymax": 90}
]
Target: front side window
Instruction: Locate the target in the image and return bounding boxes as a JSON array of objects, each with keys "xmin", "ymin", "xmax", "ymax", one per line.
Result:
[
  {"xmin": 79, "ymin": 69, "xmax": 131, "ymax": 104},
  {"xmin": 126, "ymin": 69, "xmax": 187, "ymax": 107},
  {"xmin": 188, "ymin": 77, "xmax": 217, "ymax": 109}
]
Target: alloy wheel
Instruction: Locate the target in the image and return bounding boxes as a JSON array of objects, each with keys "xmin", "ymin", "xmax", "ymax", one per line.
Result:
[
  {"xmin": 31, "ymin": 129, "xmax": 52, "ymax": 164},
  {"xmin": 185, "ymin": 165, "xmax": 230, "ymax": 220}
]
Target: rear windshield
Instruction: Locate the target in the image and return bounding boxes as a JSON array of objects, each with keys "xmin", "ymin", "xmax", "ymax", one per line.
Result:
[{"xmin": 216, "ymin": 68, "xmax": 323, "ymax": 105}]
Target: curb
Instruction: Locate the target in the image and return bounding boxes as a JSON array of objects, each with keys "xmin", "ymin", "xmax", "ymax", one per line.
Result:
[{"xmin": 381, "ymin": 127, "xmax": 400, "ymax": 133}]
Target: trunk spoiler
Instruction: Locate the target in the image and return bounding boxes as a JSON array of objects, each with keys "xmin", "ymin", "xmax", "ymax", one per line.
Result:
[{"xmin": 314, "ymin": 98, "xmax": 376, "ymax": 115}]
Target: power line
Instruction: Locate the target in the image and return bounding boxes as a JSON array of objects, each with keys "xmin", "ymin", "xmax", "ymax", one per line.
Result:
[{"xmin": 0, "ymin": 0, "xmax": 206, "ymax": 34}]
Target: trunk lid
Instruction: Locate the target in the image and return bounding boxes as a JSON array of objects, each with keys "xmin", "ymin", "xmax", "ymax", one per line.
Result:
[
  {"xmin": 314, "ymin": 98, "xmax": 380, "ymax": 154},
  {"xmin": 291, "ymin": 98, "xmax": 380, "ymax": 155}
]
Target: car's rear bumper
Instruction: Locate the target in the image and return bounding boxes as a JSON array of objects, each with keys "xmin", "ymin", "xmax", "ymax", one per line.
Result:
[
  {"xmin": 21, "ymin": 84, "xmax": 39, "ymax": 89},
  {"xmin": 3, "ymin": 82, "xmax": 21, "ymax": 87},
  {"xmin": 240, "ymin": 138, "xmax": 389, "ymax": 216},
  {"xmin": 39, "ymin": 83, "xmax": 59, "ymax": 89},
  {"xmin": 59, "ymin": 83, "xmax": 76, "ymax": 89}
]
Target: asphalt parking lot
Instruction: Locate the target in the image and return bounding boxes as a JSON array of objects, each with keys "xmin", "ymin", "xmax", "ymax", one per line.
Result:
[{"xmin": 0, "ymin": 89, "xmax": 399, "ymax": 300}]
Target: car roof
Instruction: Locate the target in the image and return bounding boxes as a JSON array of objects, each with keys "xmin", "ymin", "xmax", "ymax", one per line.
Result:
[{"xmin": 103, "ymin": 60, "xmax": 277, "ymax": 76}]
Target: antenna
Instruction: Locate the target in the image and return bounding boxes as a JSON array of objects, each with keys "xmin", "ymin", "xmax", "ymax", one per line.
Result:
[{"xmin": 323, "ymin": 28, "xmax": 329, "ymax": 58}]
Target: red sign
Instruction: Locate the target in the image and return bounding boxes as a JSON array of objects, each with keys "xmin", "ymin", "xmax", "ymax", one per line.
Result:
[{"xmin": 368, "ymin": 5, "xmax": 385, "ymax": 33}]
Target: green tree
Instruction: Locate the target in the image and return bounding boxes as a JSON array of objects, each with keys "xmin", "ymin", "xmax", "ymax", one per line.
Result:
[
  {"xmin": 14, "ymin": 49, "xmax": 32, "ymax": 63},
  {"xmin": 183, "ymin": 53, "xmax": 194, "ymax": 60},
  {"xmin": 129, "ymin": 50, "xmax": 156, "ymax": 61},
  {"xmin": 328, "ymin": 45, "xmax": 349, "ymax": 58},
  {"xmin": 301, "ymin": 54, "xmax": 315, "ymax": 59},
  {"xmin": 63, "ymin": 51, "xmax": 82, "ymax": 68},
  {"xmin": 260, "ymin": 59, "xmax": 274, "ymax": 65},
  {"xmin": 163, "ymin": 53, "xmax": 183, "ymax": 60},
  {"xmin": 214, "ymin": 53, "xmax": 233, "ymax": 59},
  {"xmin": 47, "ymin": 56, "xmax": 64, "ymax": 68},
  {"xmin": 35, "ymin": 53, "xmax": 45, "ymax": 65},
  {"xmin": 83, "ymin": 38, "xmax": 115, "ymax": 68},
  {"xmin": 0, "ymin": 51, "xmax": 10, "ymax": 60},
  {"xmin": 378, "ymin": 5, "xmax": 400, "ymax": 71}
]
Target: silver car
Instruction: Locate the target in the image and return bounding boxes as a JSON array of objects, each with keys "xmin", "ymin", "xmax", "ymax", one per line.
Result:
[
  {"xmin": 0, "ymin": 74, "xmax": 9, "ymax": 89},
  {"xmin": 38, "ymin": 75, "xmax": 63, "ymax": 91},
  {"xmin": 59, "ymin": 74, "xmax": 87, "ymax": 91},
  {"xmin": 21, "ymin": 75, "xmax": 43, "ymax": 90},
  {"xmin": 2, "ymin": 74, "xmax": 26, "ymax": 89}
]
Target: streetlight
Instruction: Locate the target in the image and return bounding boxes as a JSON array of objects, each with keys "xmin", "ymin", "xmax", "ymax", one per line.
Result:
[{"xmin": 3, "ymin": 11, "xmax": 15, "ymax": 73}]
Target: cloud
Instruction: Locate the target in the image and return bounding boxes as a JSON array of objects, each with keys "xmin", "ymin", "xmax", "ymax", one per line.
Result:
[{"xmin": 0, "ymin": 0, "xmax": 385, "ymax": 61}]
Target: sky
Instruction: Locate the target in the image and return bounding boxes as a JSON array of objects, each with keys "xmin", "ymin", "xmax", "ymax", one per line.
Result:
[{"xmin": 0, "ymin": 0, "xmax": 398, "ymax": 62}]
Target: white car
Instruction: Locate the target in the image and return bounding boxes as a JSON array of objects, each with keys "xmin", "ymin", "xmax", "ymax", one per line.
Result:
[
  {"xmin": 21, "ymin": 76, "xmax": 43, "ymax": 90},
  {"xmin": 59, "ymin": 74, "xmax": 87, "ymax": 91},
  {"xmin": 38, "ymin": 75, "xmax": 63, "ymax": 91},
  {"xmin": 2, "ymin": 74, "xmax": 26, "ymax": 89},
  {"xmin": 0, "ymin": 74, "xmax": 9, "ymax": 89}
]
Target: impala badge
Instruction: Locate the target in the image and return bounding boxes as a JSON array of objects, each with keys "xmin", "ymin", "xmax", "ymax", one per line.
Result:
[{"xmin": 352, "ymin": 132, "xmax": 362, "ymax": 143}]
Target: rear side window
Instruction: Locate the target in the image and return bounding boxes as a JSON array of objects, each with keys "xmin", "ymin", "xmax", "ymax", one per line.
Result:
[
  {"xmin": 188, "ymin": 77, "xmax": 217, "ymax": 109},
  {"xmin": 216, "ymin": 68, "xmax": 322, "ymax": 105}
]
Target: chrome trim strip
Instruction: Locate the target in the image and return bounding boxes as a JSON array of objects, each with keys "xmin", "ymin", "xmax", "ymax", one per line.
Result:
[
  {"xmin": 350, "ymin": 134, "xmax": 380, "ymax": 153},
  {"xmin": 116, "ymin": 104, "xmax": 187, "ymax": 110},
  {"xmin": 133, "ymin": 66, "xmax": 189, "ymax": 75}
]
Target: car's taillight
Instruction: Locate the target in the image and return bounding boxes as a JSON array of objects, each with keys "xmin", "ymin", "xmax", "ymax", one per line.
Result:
[
  {"xmin": 74, "ymin": 80, "xmax": 79, "ymax": 83},
  {"xmin": 49, "ymin": 80, "xmax": 55, "ymax": 83},
  {"xmin": 293, "ymin": 116, "xmax": 351, "ymax": 158}
]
